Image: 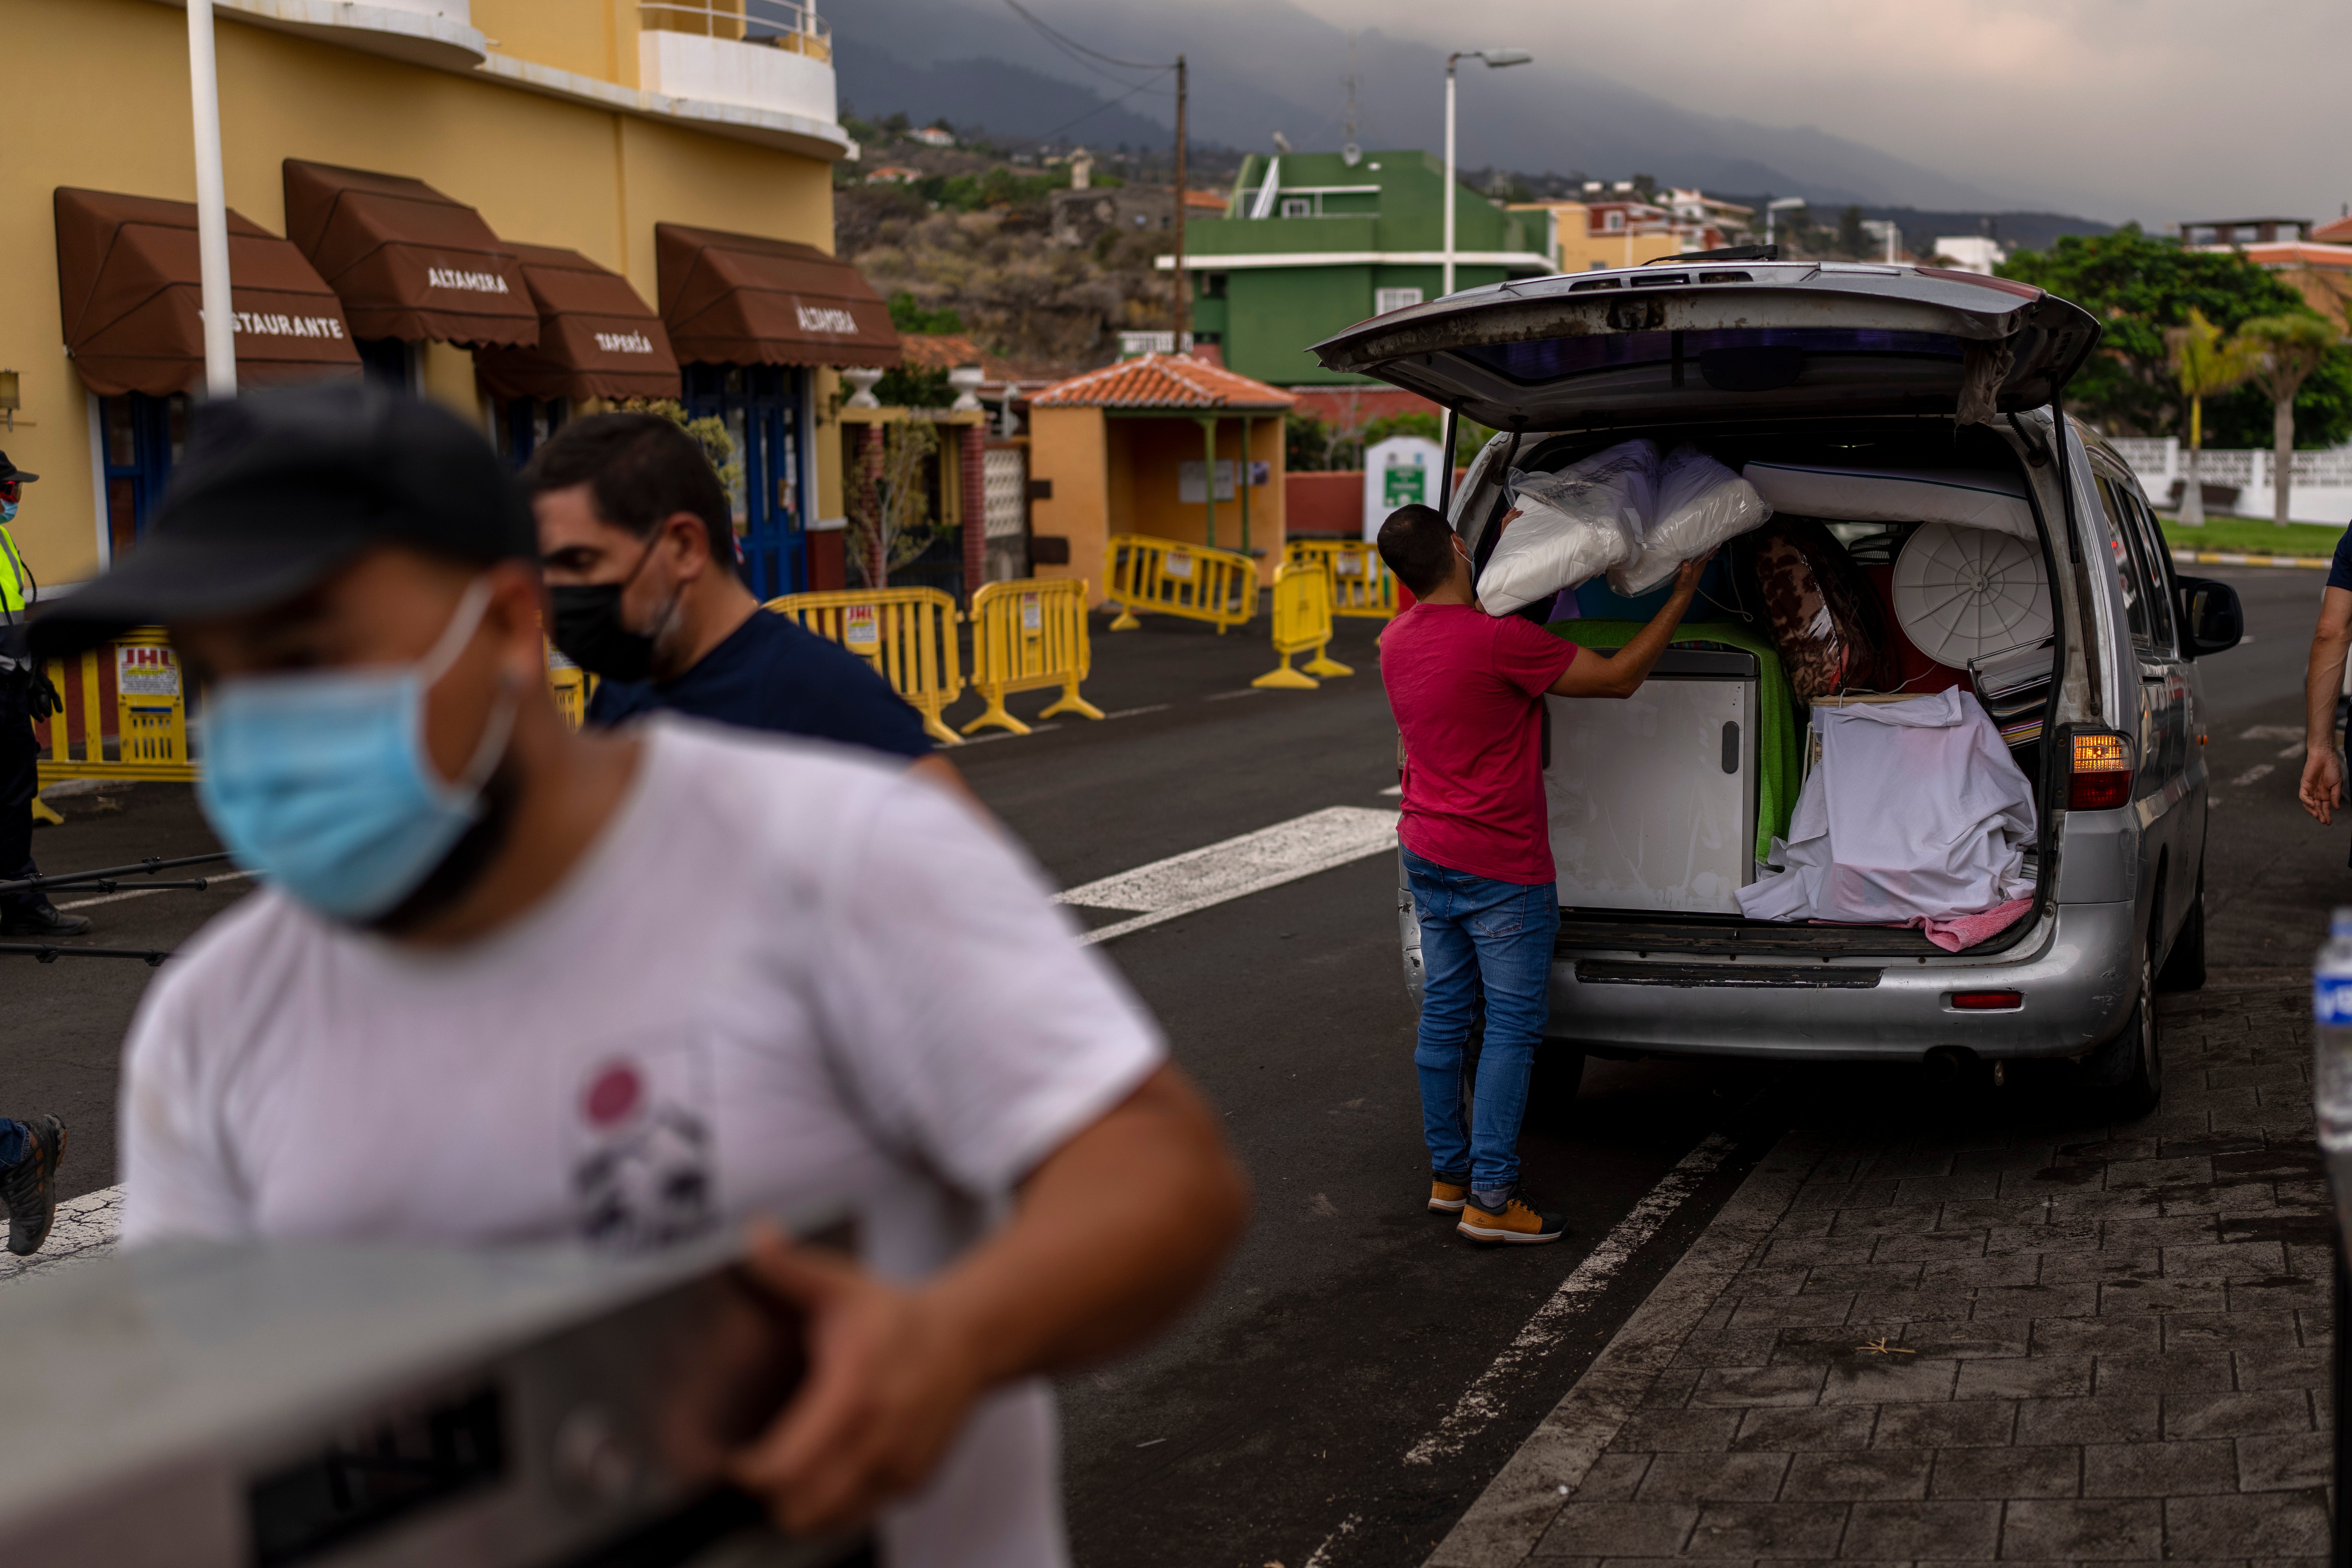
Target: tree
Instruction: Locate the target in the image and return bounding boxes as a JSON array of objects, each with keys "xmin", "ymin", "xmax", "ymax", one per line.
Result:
[
  {"xmin": 845, "ymin": 419, "xmax": 941, "ymax": 587},
  {"xmin": 2162, "ymin": 309, "xmax": 2262, "ymax": 525},
  {"xmin": 1999, "ymin": 226, "xmax": 2323, "ymax": 441},
  {"xmin": 613, "ymin": 398, "xmax": 743, "ymax": 501},
  {"xmin": 2238, "ymin": 312, "xmax": 2341, "ymax": 524}
]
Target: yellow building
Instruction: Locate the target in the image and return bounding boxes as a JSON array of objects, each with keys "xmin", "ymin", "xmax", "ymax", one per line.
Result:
[
  {"xmin": 1026, "ymin": 354, "xmax": 1291, "ymax": 604},
  {"xmin": 7, "ymin": 0, "xmax": 898, "ymax": 599},
  {"xmin": 1510, "ymin": 199, "xmax": 1680, "ymax": 272}
]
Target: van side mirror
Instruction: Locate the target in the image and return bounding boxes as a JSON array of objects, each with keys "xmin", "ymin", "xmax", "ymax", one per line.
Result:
[{"xmin": 2177, "ymin": 576, "xmax": 2243, "ymax": 657}]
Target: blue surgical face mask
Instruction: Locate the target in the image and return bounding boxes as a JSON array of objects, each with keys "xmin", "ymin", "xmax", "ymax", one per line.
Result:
[
  {"xmin": 1, "ymin": 500, "xmax": 17, "ymax": 525},
  {"xmin": 197, "ymin": 580, "xmax": 517, "ymax": 923}
]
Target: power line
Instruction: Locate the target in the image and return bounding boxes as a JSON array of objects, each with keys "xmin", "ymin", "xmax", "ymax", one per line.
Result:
[
  {"xmin": 996, "ymin": 0, "xmax": 1167, "ymax": 82},
  {"xmin": 1004, "ymin": 65, "xmax": 1175, "ymax": 150}
]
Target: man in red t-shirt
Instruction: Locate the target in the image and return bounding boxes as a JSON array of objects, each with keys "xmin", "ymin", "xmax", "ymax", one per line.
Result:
[{"xmin": 1376, "ymin": 503, "xmax": 1706, "ymax": 1244}]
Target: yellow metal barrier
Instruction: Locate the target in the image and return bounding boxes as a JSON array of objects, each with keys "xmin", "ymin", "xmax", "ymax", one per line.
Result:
[
  {"xmin": 964, "ymin": 578, "xmax": 1106, "ymax": 737},
  {"xmin": 548, "ymin": 648, "xmax": 593, "ymax": 731},
  {"xmin": 35, "ymin": 628, "xmax": 198, "ymax": 785},
  {"xmin": 766, "ymin": 587, "xmax": 966, "ymax": 746},
  {"xmin": 1283, "ymin": 538, "xmax": 1399, "ymax": 619},
  {"xmin": 1252, "ymin": 562, "xmax": 1354, "ymax": 690},
  {"xmin": 1105, "ymin": 533, "xmax": 1259, "ymax": 634}
]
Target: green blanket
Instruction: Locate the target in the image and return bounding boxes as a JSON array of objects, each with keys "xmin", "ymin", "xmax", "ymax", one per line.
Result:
[{"xmin": 1545, "ymin": 618, "xmax": 1799, "ymax": 862}]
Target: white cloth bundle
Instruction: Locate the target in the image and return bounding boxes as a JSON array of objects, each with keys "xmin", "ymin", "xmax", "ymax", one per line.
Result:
[
  {"xmin": 1736, "ymin": 689, "xmax": 2036, "ymax": 925},
  {"xmin": 1476, "ymin": 439, "xmax": 1652, "ymax": 616},
  {"xmin": 1608, "ymin": 444, "xmax": 1773, "ymax": 597}
]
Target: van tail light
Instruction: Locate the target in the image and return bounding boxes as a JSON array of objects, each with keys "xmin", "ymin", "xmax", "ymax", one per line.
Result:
[
  {"xmin": 2069, "ymin": 732, "xmax": 2134, "ymax": 810},
  {"xmin": 1951, "ymin": 991, "xmax": 2023, "ymax": 1010}
]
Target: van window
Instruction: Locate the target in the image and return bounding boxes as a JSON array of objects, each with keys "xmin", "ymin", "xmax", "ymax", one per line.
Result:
[
  {"xmin": 2122, "ymin": 487, "xmax": 2178, "ymax": 653},
  {"xmin": 2093, "ymin": 474, "xmax": 2157, "ymax": 654}
]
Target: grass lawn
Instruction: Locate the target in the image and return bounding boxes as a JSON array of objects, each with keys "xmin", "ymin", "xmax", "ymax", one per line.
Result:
[{"xmin": 2156, "ymin": 514, "xmax": 2345, "ymax": 558}]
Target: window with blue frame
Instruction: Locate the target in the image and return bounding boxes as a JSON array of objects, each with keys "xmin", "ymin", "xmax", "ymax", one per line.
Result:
[
  {"xmin": 493, "ymin": 397, "xmax": 568, "ymax": 466},
  {"xmin": 99, "ymin": 393, "xmax": 189, "ymax": 559}
]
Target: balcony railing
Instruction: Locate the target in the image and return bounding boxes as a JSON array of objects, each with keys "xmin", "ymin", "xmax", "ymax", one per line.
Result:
[{"xmin": 640, "ymin": 0, "xmax": 831, "ymax": 61}]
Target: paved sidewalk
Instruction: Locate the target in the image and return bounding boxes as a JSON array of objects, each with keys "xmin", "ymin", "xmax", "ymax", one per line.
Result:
[
  {"xmin": 0, "ymin": 1187, "xmax": 121, "ymax": 1288},
  {"xmin": 1433, "ymin": 969, "xmax": 2333, "ymax": 1566}
]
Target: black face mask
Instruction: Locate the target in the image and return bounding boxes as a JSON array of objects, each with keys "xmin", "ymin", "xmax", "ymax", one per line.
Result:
[{"xmin": 548, "ymin": 536, "xmax": 672, "ymax": 682}]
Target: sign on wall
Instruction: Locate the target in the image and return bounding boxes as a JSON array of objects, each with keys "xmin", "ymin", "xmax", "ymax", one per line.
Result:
[
  {"xmin": 1178, "ymin": 459, "xmax": 1237, "ymax": 504},
  {"xmin": 1363, "ymin": 435, "xmax": 1445, "ymax": 541}
]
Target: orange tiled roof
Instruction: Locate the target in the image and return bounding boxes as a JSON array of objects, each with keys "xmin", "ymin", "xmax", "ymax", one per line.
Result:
[
  {"xmin": 1030, "ymin": 351, "xmax": 1295, "ymax": 410},
  {"xmin": 2315, "ymin": 216, "xmax": 2352, "ymax": 244},
  {"xmin": 2224, "ymin": 241, "xmax": 2352, "ymax": 271}
]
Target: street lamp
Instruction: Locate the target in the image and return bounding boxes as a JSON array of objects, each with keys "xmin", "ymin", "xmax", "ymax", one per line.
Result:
[
  {"xmin": 1762, "ymin": 196, "xmax": 1807, "ymax": 251},
  {"xmin": 1443, "ymin": 47, "xmax": 1532, "ymax": 298}
]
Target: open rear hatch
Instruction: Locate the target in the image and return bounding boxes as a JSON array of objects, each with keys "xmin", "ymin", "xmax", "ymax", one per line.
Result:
[{"xmin": 1310, "ymin": 262, "xmax": 2098, "ymax": 433}]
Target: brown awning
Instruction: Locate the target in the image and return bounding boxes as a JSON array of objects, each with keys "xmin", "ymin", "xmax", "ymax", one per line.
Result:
[
  {"xmin": 282, "ymin": 159, "xmax": 537, "ymax": 347},
  {"xmin": 473, "ymin": 244, "xmax": 681, "ymax": 402},
  {"xmin": 656, "ymin": 223, "xmax": 900, "ymax": 368},
  {"xmin": 54, "ymin": 187, "xmax": 362, "ymax": 398}
]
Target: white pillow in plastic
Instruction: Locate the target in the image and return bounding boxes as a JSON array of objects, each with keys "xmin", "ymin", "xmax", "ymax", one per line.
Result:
[
  {"xmin": 1741, "ymin": 461, "xmax": 2037, "ymax": 542},
  {"xmin": 1608, "ymin": 444, "xmax": 1773, "ymax": 596},
  {"xmin": 1478, "ymin": 440, "xmax": 1654, "ymax": 617}
]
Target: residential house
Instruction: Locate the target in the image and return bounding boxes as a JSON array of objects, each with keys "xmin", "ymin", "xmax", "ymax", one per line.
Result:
[
  {"xmin": 1170, "ymin": 149, "xmax": 1553, "ymax": 387},
  {"xmin": 2183, "ymin": 216, "xmax": 2352, "ymax": 330}
]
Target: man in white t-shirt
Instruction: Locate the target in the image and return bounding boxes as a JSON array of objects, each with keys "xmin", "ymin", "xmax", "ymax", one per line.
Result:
[{"xmin": 29, "ymin": 384, "xmax": 1248, "ymax": 1568}]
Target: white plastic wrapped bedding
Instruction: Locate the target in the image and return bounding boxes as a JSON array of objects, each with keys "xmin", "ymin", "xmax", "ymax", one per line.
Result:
[
  {"xmin": 1741, "ymin": 462, "xmax": 2038, "ymax": 542},
  {"xmin": 1477, "ymin": 440, "xmax": 1651, "ymax": 616},
  {"xmin": 1609, "ymin": 445, "xmax": 1773, "ymax": 596}
]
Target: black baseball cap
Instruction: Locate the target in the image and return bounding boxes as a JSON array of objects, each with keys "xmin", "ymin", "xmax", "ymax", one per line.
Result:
[
  {"xmin": 0, "ymin": 453, "xmax": 39, "ymax": 485},
  {"xmin": 30, "ymin": 380, "xmax": 534, "ymax": 656}
]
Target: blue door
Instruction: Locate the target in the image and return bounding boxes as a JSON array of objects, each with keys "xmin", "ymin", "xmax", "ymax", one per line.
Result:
[
  {"xmin": 684, "ymin": 365, "xmax": 807, "ymax": 600},
  {"xmin": 99, "ymin": 393, "xmax": 188, "ymax": 560}
]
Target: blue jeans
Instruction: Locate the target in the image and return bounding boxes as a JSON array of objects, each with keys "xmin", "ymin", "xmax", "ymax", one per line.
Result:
[{"xmin": 1403, "ymin": 846, "xmax": 1560, "ymax": 1194}]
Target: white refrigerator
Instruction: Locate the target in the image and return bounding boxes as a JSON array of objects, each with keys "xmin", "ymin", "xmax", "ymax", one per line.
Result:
[{"xmin": 1545, "ymin": 648, "xmax": 1760, "ymax": 915}]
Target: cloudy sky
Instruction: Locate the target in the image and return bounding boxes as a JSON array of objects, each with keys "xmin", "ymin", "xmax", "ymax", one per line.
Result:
[{"xmin": 1281, "ymin": 0, "xmax": 2343, "ymax": 224}]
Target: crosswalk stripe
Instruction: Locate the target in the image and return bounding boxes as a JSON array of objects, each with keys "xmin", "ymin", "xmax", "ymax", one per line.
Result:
[{"xmin": 1057, "ymin": 806, "xmax": 1399, "ymax": 946}]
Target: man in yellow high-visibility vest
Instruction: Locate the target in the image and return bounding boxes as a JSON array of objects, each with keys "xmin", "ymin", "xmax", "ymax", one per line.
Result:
[{"xmin": 0, "ymin": 453, "xmax": 92, "ymax": 939}]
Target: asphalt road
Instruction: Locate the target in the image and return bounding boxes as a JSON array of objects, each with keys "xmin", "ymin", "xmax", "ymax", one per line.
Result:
[{"xmin": 3, "ymin": 569, "xmax": 2344, "ymax": 1568}]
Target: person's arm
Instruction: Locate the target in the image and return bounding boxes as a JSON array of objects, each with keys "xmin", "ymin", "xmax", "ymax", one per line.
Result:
[
  {"xmin": 1547, "ymin": 552, "xmax": 1712, "ymax": 700},
  {"xmin": 2300, "ymin": 584, "xmax": 2352, "ymax": 824},
  {"xmin": 727, "ymin": 1064, "xmax": 1246, "ymax": 1534}
]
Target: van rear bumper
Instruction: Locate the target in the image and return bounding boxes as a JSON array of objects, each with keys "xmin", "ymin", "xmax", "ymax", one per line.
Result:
[{"xmin": 1535, "ymin": 901, "xmax": 2139, "ymax": 1063}]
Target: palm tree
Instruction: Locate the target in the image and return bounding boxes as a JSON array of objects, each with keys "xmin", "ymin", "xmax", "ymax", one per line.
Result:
[
  {"xmin": 2162, "ymin": 308, "xmax": 2263, "ymax": 526},
  {"xmin": 2238, "ymin": 312, "xmax": 2339, "ymax": 525}
]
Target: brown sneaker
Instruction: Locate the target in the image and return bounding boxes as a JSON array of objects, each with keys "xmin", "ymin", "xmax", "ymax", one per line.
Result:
[
  {"xmin": 1429, "ymin": 1176, "xmax": 1470, "ymax": 1213},
  {"xmin": 4, "ymin": 1115, "xmax": 65, "ymax": 1257},
  {"xmin": 1457, "ymin": 1191, "xmax": 1566, "ymax": 1245}
]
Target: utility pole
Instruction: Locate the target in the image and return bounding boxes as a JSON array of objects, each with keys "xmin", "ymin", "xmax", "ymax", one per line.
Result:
[
  {"xmin": 188, "ymin": 0, "xmax": 236, "ymax": 397},
  {"xmin": 1172, "ymin": 54, "xmax": 1189, "ymax": 352}
]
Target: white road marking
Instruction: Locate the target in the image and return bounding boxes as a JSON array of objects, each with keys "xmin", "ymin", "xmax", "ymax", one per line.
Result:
[
  {"xmin": 1060, "ymin": 806, "xmax": 1398, "ymax": 946},
  {"xmin": 1379, "ymin": 784, "xmax": 1402, "ymax": 797},
  {"xmin": 1402, "ymin": 1133, "xmax": 1738, "ymax": 1467},
  {"xmin": 55, "ymin": 869, "xmax": 255, "ymax": 911},
  {"xmin": 2242, "ymin": 724, "xmax": 2304, "ymax": 742},
  {"xmin": 2278, "ymin": 741, "xmax": 2307, "ymax": 759},
  {"xmin": 1203, "ymin": 688, "xmax": 1266, "ymax": 702},
  {"xmin": 1103, "ymin": 704, "xmax": 1171, "ymax": 719},
  {"xmin": 1302, "ymin": 1513, "xmax": 1360, "ymax": 1568},
  {"xmin": 2232, "ymin": 763, "xmax": 2276, "ymax": 787}
]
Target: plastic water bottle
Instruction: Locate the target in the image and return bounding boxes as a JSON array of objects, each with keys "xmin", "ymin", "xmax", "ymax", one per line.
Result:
[{"xmin": 2313, "ymin": 908, "xmax": 2352, "ymax": 1171}]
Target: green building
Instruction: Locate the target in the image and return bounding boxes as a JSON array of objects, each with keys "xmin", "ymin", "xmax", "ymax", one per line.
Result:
[{"xmin": 1176, "ymin": 150, "xmax": 1556, "ymax": 387}]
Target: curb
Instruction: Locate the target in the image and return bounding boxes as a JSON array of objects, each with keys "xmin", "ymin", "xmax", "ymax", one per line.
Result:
[
  {"xmin": 2169, "ymin": 547, "xmax": 2332, "ymax": 570},
  {"xmin": 1424, "ymin": 1129, "xmax": 1834, "ymax": 1568}
]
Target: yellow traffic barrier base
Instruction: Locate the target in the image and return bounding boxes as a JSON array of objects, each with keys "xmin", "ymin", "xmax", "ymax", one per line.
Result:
[
  {"xmin": 964, "ymin": 579, "xmax": 1105, "ymax": 736},
  {"xmin": 768, "ymin": 586, "xmax": 967, "ymax": 745},
  {"xmin": 1106, "ymin": 534, "xmax": 1259, "ymax": 634},
  {"xmin": 30, "ymin": 797, "xmax": 63, "ymax": 825},
  {"xmin": 1253, "ymin": 561, "xmax": 1353, "ymax": 689}
]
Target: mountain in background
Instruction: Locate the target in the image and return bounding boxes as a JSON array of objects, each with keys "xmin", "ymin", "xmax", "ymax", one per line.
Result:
[{"xmin": 827, "ymin": 0, "xmax": 2010, "ymax": 210}]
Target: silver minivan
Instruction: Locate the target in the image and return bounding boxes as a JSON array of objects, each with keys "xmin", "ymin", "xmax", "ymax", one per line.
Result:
[{"xmin": 1315, "ymin": 259, "xmax": 2245, "ymax": 1115}]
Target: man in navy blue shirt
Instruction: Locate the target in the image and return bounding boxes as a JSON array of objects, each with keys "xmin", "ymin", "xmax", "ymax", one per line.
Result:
[
  {"xmin": 2298, "ymin": 525, "xmax": 2352, "ymax": 826},
  {"xmin": 529, "ymin": 415, "xmax": 957, "ymax": 790}
]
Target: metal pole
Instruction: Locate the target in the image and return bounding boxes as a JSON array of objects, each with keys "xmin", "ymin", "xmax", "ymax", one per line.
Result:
[
  {"xmin": 1199, "ymin": 415, "xmax": 1217, "ymax": 549},
  {"xmin": 1172, "ymin": 56, "xmax": 1189, "ymax": 351},
  {"xmin": 1442, "ymin": 56, "xmax": 1459, "ymax": 299},
  {"xmin": 187, "ymin": 0, "xmax": 237, "ymax": 398}
]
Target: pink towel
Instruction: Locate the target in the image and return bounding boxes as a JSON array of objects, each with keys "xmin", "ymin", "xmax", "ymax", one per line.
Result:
[
  {"xmin": 1913, "ymin": 897, "xmax": 2036, "ymax": 952},
  {"xmin": 1809, "ymin": 896, "xmax": 2036, "ymax": 952}
]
